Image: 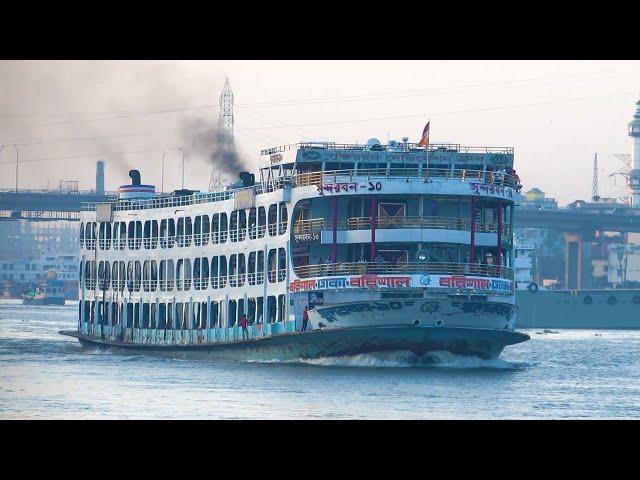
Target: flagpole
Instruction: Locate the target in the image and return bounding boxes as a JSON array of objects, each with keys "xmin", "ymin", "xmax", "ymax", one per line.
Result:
[{"xmin": 426, "ymin": 119, "xmax": 430, "ymax": 172}]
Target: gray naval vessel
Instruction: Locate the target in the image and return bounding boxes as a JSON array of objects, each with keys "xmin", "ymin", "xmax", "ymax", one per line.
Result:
[{"xmin": 514, "ymin": 243, "xmax": 640, "ymax": 329}]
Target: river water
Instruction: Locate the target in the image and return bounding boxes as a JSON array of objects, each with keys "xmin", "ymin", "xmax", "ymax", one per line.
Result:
[{"xmin": 1, "ymin": 301, "xmax": 639, "ymax": 419}]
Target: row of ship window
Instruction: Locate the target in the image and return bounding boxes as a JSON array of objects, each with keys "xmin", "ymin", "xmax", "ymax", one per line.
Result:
[
  {"xmin": 80, "ymin": 203, "xmax": 289, "ymax": 250},
  {"xmin": 80, "ymin": 248, "xmax": 288, "ymax": 292},
  {"xmin": 80, "ymin": 294, "xmax": 288, "ymax": 329}
]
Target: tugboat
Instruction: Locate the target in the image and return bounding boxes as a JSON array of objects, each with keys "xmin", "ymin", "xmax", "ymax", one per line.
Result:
[
  {"xmin": 60, "ymin": 137, "xmax": 529, "ymax": 361},
  {"xmin": 22, "ymin": 281, "xmax": 66, "ymax": 306}
]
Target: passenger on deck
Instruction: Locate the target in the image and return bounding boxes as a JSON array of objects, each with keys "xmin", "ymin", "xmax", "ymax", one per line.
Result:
[
  {"xmin": 239, "ymin": 314, "xmax": 249, "ymax": 340},
  {"xmin": 301, "ymin": 306, "xmax": 309, "ymax": 332}
]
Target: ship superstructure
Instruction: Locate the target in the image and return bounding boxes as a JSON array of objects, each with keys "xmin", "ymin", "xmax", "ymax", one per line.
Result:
[{"xmin": 62, "ymin": 139, "xmax": 529, "ymax": 360}]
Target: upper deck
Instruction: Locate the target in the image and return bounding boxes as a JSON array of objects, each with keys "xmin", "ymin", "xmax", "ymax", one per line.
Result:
[
  {"xmin": 262, "ymin": 141, "xmax": 513, "ymax": 167},
  {"xmin": 81, "ymin": 141, "xmax": 518, "ymax": 215}
]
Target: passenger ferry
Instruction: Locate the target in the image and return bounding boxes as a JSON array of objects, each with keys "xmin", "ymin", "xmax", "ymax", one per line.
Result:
[{"xmin": 60, "ymin": 138, "xmax": 530, "ymax": 361}]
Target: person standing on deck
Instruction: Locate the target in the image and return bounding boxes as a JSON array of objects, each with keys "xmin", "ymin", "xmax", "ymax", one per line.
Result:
[
  {"xmin": 301, "ymin": 306, "xmax": 309, "ymax": 332},
  {"xmin": 239, "ymin": 314, "xmax": 249, "ymax": 340}
]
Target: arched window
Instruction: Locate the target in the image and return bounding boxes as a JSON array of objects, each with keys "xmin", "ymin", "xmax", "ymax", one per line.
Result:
[
  {"xmin": 117, "ymin": 222, "xmax": 126, "ymax": 250},
  {"xmin": 176, "ymin": 259, "xmax": 192, "ymax": 291},
  {"xmin": 249, "ymin": 208, "xmax": 257, "ymax": 239},
  {"xmin": 210, "ymin": 256, "xmax": 219, "ymax": 289},
  {"xmin": 143, "ymin": 261, "xmax": 151, "ymax": 292},
  {"xmin": 211, "ymin": 214, "xmax": 220, "ymax": 244},
  {"xmin": 248, "ymin": 251, "xmax": 256, "ymax": 285},
  {"xmin": 278, "ymin": 247, "xmax": 287, "ymax": 282},
  {"xmin": 268, "ymin": 204, "xmax": 278, "ymax": 236},
  {"xmin": 194, "ymin": 216, "xmax": 202, "ymax": 246},
  {"xmin": 193, "ymin": 258, "xmax": 201, "ymax": 290},
  {"xmin": 267, "ymin": 249, "xmax": 277, "ymax": 283},
  {"xmin": 160, "ymin": 219, "xmax": 175, "ymax": 249},
  {"xmin": 134, "ymin": 261, "xmax": 141, "ymax": 291},
  {"xmin": 230, "ymin": 211, "xmax": 239, "ymax": 242},
  {"xmin": 79, "ymin": 223, "xmax": 85, "ymax": 249},
  {"xmin": 127, "ymin": 261, "xmax": 134, "ymax": 292},
  {"xmin": 238, "ymin": 253, "xmax": 246, "ymax": 287},
  {"xmin": 135, "ymin": 222, "xmax": 142, "ymax": 250},
  {"xmin": 160, "ymin": 260, "xmax": 174, "ymax": 291},
  {"xmin": 209, "ymin": 301, "xmax": 219, "ymax": 328},
  {"xmin": 229, "ymin": 254, "xmax": 238, "ymax": 287},
  {"xmin": 201, "ymin": 257, "xmax": 209, "ymax": 289},
  {"xmin": 177, "ymin": 218, "xmax": 185, "ymax": 247},
  {"xmin": 184, "ymin": 217, "xmax": 192, "ymax": 247},
  {"xmin": 127, "ymin": 222, "xmax": 135, "ymax": 250},
  {"xmin": 202, "ymin": 215, "xmax": 210, "ymax": 245},
  {"xmin": 279, "ymin": 203, "xmax": 288, "ymax": 235},
  {"xmin": 239, "ymin": 210, "xmax": 247, "ymax": 241},
  {"xmin": 257, "ymin": 250, "xmax": 265, "ymax": 285},
  {"xmin": 150, "ymin": 260, "xmax": 158, "ymax": 292},
  {"xmin": 219, "ymin": 255, "xmax": 227, "ymax": 288},
  {"xmin": 143, "ymin": 221, "xmax": 152, "ymax": 249},
  {"xmin": 258, "ymin": 206, "xmax": 266, "ymax": 238},
  {"xmin": 219, "ymin": 213, "xmax": 228, "ymax": 243}
]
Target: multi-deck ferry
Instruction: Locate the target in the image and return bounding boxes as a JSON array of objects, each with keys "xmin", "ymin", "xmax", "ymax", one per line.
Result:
[{"xmin": 60, "ymin": 139, "xmax": 530, "ymax": 361}]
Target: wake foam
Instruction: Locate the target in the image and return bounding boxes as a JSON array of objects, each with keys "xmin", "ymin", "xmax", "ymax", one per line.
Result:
[{"xmin": 249, "ymin": 350, "xmax": 522, "ymax": 370}]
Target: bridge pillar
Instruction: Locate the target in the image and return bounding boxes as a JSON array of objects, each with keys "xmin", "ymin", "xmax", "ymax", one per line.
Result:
[{"xmin": 563, "ymin": 232, "xmax": 593, "ymax": 290}]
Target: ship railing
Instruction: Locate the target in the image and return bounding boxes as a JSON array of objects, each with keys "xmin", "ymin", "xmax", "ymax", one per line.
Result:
[
  {"xmin": 293, "ymin": 262, "xmax": 513, "ymax": 280},
  {"xmin": 292, "ymin": 168, "xmax": 516, "ymax": 189},
  {"xmin": 174, "ymin": 279, "xmax": 192, "ymax": 291},
  {"xmin": 249, "ymin": 225, "xmax": 267, "ymax": 239},
  {"xmin": 247, "ymin": 272, "xmax": 266, "ymax": 285},
  {"xmin": 261, "ymin": 142, "xmax": 514, "ymax": 156},
  {"xmin": 293, "ymin": 217, "xmax": 511, "ymax": 235},
  {"xmin": 158, "ymin": 280, "xmax": 174, "ymax": 291},
  {"xmin": 192, "ymin": 233, "xmax": 211, "ymax": 246}
]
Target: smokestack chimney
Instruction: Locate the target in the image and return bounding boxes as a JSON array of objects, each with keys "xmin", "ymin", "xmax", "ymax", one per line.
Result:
[
  {"xmin": 96, "ymin": 160, "xmax": 105, "ymax": 195},
  {"xmin": 129, "ymin": 169, "xmax": 141, "ymax": 186}
]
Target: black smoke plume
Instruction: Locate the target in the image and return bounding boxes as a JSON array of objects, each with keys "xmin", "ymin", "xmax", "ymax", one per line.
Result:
[{"xmin": 178, "ymin": 116, "xmax": 249, "ymax": 186}]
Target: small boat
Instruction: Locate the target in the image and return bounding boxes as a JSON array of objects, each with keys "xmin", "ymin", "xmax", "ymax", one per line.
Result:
[{"xmin": 22, "ymin": 283, "xmax": 66, "ymax": 306}]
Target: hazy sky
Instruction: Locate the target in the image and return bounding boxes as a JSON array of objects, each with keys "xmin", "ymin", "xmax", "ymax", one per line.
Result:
[{"xmin": 1, "ymin": 60, "xmax": 639, "ymax": 205}]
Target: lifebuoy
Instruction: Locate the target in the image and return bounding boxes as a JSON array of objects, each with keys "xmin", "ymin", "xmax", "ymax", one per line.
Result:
[
  {"xmin": 633, "ymin": 295, "xmax": 640, "ymax": 305},
  {"xmin": 527, "ymin": 282, "xmax": 539, "ymax": 293},
  {"xmin": 583, "ymin": 295, "xmax": 593, "ymax": 305},
  {"xmin": 607, "ymin": 296, "xmax": 617, "ymax": 305}
]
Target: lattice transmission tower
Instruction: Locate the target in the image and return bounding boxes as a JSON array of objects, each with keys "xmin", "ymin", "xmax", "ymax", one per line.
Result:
[{"xmin": 209, "ymin": 77, "xmax": 235, "ymax": 191}]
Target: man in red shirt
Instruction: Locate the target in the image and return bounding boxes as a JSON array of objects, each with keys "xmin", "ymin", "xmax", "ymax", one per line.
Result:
[{"xmin": 239, "ymin": 314, "xmax": 249, "ymax": 340}]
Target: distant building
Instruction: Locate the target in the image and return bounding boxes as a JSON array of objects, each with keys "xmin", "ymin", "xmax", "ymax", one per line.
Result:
[
  {"xmin": 608, "ymin": 243, "xmax": 640, "ymax": 285},
  {"xmin": 521, "ymin": 188, "xmax": 558, "ymax": 209}
]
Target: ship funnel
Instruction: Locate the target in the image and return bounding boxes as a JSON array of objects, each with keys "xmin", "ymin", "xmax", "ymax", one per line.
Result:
[
  {"xmin": 129, "ymin": 169, "xmax": 141, "ymax": 186},
  {"xmin": 239, "ymin": 171, "xmax": 255, "ymax": 188},
  {"xmin": 119, "ymin": 169, "xmax": 155, "ymax": 200}
]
